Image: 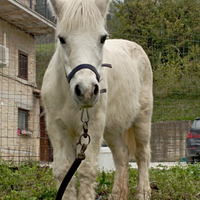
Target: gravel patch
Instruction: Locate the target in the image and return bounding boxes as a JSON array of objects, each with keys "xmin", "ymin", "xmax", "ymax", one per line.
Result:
[{"xmin": 129, "ymin": 162, "xmax": 187, "ymax": 169}]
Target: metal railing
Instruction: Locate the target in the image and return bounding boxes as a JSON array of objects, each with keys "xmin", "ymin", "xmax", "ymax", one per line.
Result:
[{"xmin": 17, "ymin": 0, "xmax": 55, "ymax": 23}]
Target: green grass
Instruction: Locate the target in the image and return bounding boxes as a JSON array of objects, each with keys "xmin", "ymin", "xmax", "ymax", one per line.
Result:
[
  {"xmin": 153, "ymin": 98, "xmax": 200, "ymax": 122},
  {"xmin": 96, "ymin": 163, "xmax": 200, "ymax": 199},
  {"xmin": 149, "ymin": 164, "xmax": 200, "ymax": 200},
  {"xmin": 1, "ymin": 159, "xmax": 200, "ymax": 200},
  {"xmin": 0, "ymin": 160, "xmax": 56, "ymax": 200}
]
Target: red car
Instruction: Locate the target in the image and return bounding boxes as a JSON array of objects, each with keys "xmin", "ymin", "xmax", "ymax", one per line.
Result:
[{"xmin": 185, "ymin": 117, "xmax": 200, "ymax": 164}]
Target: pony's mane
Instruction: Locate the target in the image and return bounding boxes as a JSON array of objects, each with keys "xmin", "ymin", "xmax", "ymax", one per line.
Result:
[{"xmin": 59, "ymin": 0, "xmax": 105, "ymax": 31}]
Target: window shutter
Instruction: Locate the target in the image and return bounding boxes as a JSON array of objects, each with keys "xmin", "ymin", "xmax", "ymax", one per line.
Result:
[{"xmin": 19, "ymin": 51, "xmax": 28, "ymax": 80}]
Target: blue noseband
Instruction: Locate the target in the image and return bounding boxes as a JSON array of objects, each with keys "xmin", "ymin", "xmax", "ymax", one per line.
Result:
[{"xmin": 66, "ymin": 63, "xmax": 112, "ymax": 83}]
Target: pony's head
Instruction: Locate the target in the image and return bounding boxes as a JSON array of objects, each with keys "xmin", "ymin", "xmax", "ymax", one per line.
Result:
[{"xmin": 49, "ymin": 0, "xmax": 110, "ymax": 108}]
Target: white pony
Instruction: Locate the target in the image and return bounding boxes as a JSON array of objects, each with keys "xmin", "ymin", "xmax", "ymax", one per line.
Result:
[{"xmin": 41, "ymin": 0, "xmax": 153, "ymax": 199}]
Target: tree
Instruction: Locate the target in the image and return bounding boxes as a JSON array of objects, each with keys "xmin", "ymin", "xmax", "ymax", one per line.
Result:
[
  {"xmin": 108, "ymin": 0, "xmax": 200, "ymax": 63},
  {"xmin": 107, "ymin": 0, "xmax": 200, "ymax": 100}
]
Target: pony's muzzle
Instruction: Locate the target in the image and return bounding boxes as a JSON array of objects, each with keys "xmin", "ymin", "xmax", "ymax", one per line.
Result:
[{"xmin": 74, "ymin": 83, "xmax": 99, "ymax": 107}]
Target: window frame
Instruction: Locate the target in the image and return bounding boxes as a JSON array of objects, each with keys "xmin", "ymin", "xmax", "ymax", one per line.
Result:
[
  {"xmin": 18, "ymin": 50, "xmax": 28, "ymax": 80},
  {"xmin": 191, "ymin": 119, "xmax": 200, "ymax": 130},
  {"xmin": 18, "ymin": 108, "xmax": 29, "ymax": 131}
]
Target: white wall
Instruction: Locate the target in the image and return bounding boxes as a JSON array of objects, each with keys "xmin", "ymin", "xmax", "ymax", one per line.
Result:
[{"xmin": 98, "ymin": 147, "xmax": 115, "ymax": 171}]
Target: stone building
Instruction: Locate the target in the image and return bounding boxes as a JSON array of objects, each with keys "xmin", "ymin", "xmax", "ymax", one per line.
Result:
[{"xmin": 0, "ymin": 0, "xmax": 55, "ymax": 162}]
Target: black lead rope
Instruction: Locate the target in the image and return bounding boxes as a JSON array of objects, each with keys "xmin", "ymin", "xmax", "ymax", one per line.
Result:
[
  {"xmin": 56, "ymin": 159, "xmax": 81, "ymax": 200},
  {"xmin": 55, "ymin": 145, "xmax": 87, "ymax": 200},
  {"xmin": 55, "ymin": 109, "xmax": 91, "ymax": 200}
]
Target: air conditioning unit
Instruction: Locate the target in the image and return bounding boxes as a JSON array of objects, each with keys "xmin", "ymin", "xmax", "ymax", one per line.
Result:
[{"xmin": 0, "ymin": 44, "xmax": 9, "ymax": 68}]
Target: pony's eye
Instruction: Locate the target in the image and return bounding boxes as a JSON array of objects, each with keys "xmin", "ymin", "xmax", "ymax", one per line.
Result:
[
  {"xmin": 58, "ymin": 36, "xmax": 66, "ymax": 44},
  {"xmin": 100, "ymin": 35, "xmax": 107, "ymax": 44}
]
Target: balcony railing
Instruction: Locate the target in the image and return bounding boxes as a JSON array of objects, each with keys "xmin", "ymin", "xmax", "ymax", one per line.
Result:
[
  {"xmin": 17, "ymin": 0, "xmax": 36, "ymax": 9},
  {"xmin": 17, "ymin": 0, "xmax": 56, "ymax": 23}
]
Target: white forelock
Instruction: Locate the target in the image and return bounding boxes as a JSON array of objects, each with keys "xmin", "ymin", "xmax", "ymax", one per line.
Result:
[{"xmin": 58, "ymin": 0, "xmax": 105, "ymax": 32}]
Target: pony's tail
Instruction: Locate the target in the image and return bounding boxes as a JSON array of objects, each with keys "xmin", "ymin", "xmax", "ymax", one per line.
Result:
[{"xmin": 123, "ymin": 126, "xmax": 136, "ymax": 160}]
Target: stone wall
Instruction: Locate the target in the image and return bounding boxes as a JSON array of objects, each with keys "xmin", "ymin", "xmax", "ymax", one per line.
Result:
[
  {"xmin": 151, "ymin": 121, "xmax": 191, "ymax": 162},
  {"xmin": 0, "ymin": 19, "xmax": 40, "ymax": 162}
]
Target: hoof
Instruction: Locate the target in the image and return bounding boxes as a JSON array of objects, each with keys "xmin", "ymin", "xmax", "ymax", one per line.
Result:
[
  {"xmin": 135, "ymin": 189, "xmax": 151, "ymax": 200},
  {"xmin": 108, "ymin": 194, "xmax": 128, "ymax": 200}
]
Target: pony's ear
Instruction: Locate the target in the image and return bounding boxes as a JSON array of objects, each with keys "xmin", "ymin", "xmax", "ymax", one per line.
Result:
[
  {"xmin": 95, "ymin": 0, "xmax": 110, "ymax": 18},
  {"xmin": 48, "ymin": 0, "xmax": 65, "ymax": 18}
]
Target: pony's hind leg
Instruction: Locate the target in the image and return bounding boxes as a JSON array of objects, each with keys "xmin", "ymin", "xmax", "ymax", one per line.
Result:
[
  {"xmin": 133, "ymin": 119, "xmax": 151, "ymax": 200},
  {"xmin": 104, "ymin": 132, "xmax": 129, "ymax": 200}
]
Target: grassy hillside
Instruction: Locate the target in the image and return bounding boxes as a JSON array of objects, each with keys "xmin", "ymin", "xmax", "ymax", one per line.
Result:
[{"xmin": 153, "ymin": 99, "xmax": 200, "ymax": 122}]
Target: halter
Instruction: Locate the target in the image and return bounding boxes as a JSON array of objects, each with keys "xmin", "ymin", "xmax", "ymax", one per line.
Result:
[{"xmin": 64, "ymin": 63, "xmax": 112, "ymax": 83}]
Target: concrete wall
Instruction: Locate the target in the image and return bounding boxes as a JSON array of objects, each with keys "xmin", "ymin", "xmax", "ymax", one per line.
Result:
[
  {"xmin": 0, "ymin": 19, "xmax": 40, "ymax": 162},
  {"xmin": 98, "ymin": 121, "xmax": 191, "ymax": 171},
  {"xmin": 151, "ymin": 120, "xmax": 191, "ymax": 162}
]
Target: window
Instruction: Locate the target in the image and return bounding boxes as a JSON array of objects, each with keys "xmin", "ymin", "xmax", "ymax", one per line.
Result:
[
  {"xmin": 18, "ymin": 108, "xmax": 29, "ymax": 130},
  {"xmin": 191, "ymin": 119, "xmax": 200, "ymax": 130},
  {"xmin": 18, "ymin": 51, "xmax": 28, "ymax": 80}
]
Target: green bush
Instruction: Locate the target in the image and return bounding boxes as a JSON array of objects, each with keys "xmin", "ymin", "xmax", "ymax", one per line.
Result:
[{"xmin": 153, "ymin": 45, "xmax": 200, "ymax": 100}]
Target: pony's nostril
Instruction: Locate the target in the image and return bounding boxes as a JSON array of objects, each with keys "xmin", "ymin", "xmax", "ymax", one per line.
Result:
[
  {"xmin": 75, "ymin": 85, "xmax": 81, "ymax": 97},
  {"xmin": 94, "ymin": 84, "xmax": 99, "ymax": 96}
]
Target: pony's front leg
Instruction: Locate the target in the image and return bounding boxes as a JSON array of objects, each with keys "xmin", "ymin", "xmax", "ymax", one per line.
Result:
[
  {"xmin": 77, "ymin": 123, "xmax": 103, "ymax": 200},
  {"xmin": 46, "ymin": 121, "xmax": 77, "ymax": 200},
  {"xmin": 53, "ymin": 145, "xmax": 77, "ymax": 200}
]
